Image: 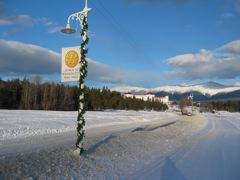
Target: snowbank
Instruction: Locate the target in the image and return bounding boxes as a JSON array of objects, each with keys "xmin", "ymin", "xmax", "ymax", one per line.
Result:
[{"xmin": 0, "ymin": 110, "xmax": 177, "ymax": 141}]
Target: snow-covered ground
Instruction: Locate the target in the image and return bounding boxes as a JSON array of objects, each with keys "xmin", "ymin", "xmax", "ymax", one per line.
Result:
[
  {"xmin": 1, "ymin": 110, "xmax": 240, "ymax": 179},
  {"xmin": 0, "ymin": 110, "xmax": 177, "ymax": 141},
  {"xmin": 134, "ymin": 111, "xmax": 240, "ymax": 180}
]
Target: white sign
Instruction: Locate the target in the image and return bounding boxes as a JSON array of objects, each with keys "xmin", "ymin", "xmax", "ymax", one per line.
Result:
[{"xmin": 61, "ymin": 46, "xmax": 81, "ymax": 82}]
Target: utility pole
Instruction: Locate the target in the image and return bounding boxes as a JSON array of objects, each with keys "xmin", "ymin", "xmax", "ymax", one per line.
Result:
[{"xmin": 189, "ymin": 93, "xmax": 194, "ymax": 115}]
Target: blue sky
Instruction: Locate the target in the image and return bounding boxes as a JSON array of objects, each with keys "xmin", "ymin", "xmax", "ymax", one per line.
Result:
[{"xmin": 0, "ymin": 0, "xmax": 240, "ymax": 88}]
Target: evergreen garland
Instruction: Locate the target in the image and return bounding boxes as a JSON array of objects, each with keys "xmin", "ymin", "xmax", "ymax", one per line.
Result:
[{"xmin": 75, "ymin": 15, "xmax": 89, "ymax": 155}]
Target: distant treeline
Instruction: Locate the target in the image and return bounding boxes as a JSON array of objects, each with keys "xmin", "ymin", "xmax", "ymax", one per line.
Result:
[
  {"xmin": 200, "ymin": 101, "xmax": 240, "ymax": 112},
  {"xmin": 0, "ymin": 78, "xmax": 168, "ymax": 111}
]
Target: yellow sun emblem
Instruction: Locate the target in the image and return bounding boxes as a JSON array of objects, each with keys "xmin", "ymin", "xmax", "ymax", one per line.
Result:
[{"xmin": 65, "ymin": 50, "xmax": 79, "ymax": 68}]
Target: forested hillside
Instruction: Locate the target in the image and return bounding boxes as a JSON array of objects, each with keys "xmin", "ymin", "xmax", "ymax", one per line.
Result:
[{"xmin": 0, "ymin": 78, "xmax": 168, "ymax": 111}]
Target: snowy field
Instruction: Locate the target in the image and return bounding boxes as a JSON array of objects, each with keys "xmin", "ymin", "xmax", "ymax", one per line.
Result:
[
  {"xmin": 0, "ymin": 110, "xmax": 177, "ymax": 141},
  {"xmin": 1, "ymin": 110, "xmax": 240, "ymax": 179}
]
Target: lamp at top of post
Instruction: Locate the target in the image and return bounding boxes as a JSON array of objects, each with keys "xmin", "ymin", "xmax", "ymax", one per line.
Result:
[{"xmin": 61, "ymin": 0, "xmax": 91, "ymax": 34}]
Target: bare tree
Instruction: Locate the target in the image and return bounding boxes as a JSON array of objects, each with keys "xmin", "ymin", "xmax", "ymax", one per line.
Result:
[{"xmin": 179, "ymin": 97, "xmax": 192, "ymax": 110}]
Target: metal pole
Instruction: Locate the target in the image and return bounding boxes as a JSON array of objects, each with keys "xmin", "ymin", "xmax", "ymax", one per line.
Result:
[{"xmin": 61, "ymin": 0, "xmax": 91, "ymax": 155}]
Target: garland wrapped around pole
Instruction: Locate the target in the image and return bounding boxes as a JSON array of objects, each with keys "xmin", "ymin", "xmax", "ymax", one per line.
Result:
[
  {"xmin": 60, "ymin": 0, "xmax": 91, "ymax": 155},
  {"xmin": 75, "ymin": 15, "xmax": 89, "ymax": 155}
]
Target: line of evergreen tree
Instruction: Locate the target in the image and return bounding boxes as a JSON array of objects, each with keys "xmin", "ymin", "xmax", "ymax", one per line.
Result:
[
  {"xmin": 200, "ymin": 101, "xmax": 240, "ymax": 112},
  {"xmin": 0, "ymin": 77, "xmax": 168, "ymax": 111}
]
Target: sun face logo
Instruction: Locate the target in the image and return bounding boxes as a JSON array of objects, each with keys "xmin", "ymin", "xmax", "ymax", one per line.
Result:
[{"xmin": 65, "ymin": 50, "xmax": 79, "ymax": 68}]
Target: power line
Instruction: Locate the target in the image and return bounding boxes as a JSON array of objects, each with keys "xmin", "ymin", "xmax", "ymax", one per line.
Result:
[
  {"xmin": 89, "ymin": 0, "xmax": 138, "ymax": 50},
  {"xmin": 98, "ymin": 0, "xmax": 138, "ymax": 48},
  {"xmin": 89, "ymin": 0, "xmax": 154, "ymax": 66}
]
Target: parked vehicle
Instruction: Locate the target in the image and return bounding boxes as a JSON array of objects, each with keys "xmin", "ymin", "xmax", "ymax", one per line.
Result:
[{"xmin": 181, "ymin": 109, "xmax": 192, "ymax": 116}]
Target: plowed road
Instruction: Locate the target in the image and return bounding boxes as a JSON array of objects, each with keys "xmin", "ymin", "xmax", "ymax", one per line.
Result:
[{"xmin": 137, "ymin": 113, "xmax": 240, "ymax": 180}]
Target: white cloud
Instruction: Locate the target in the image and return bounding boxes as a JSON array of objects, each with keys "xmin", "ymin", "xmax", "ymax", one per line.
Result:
[
  {"xmin": 222, "ymin": 12, "xmax": 235, "ymax": 19},
  {"xmin": 0, "ymin": 14, "xmax": 62, "ymax": 35},
  {"xmin": 217, "ymin": 40, "xmax": 240, "ymax": 55},
  {"xmin": 0, "ymin": 14, "xmax": 33, "ymax": 26},
  {"xmin": 3, "ymin": 28, "xmax": 21, "ymax": 36},
  {"xmin": 167, "ymin": 49, "xmax": 213, "ymax": 67},
  {"xmin": 0, "ymin": 40, "xmax": 59, "ymax": 75},
  {"xmin": 48, "ymin": 26, "xmax": 62, "ymax": 33},
  {"xmin": 36, "ymin": 17, "xmax": 63, "ymax": 34},
  {"xmin": 36, "ymin": 17, "xmax": 54, "ymax": 26},
  {"xmin": 88, "ymin": 59, "xmax": 124, "ymax": 83},
  {"xmin": 0, "ymin": 15, "xmax": 55, "ymax": 27},
  {"xmin": 0, "ymin": 40, "xmax": 168, "ymax": 86},
  {"xmin": 0, "ymin": 40, "xmax": 124, "ymax": 83},
  {"xmin": 166, "ymin": 40, "xmax": 240, "ymax": 80}
]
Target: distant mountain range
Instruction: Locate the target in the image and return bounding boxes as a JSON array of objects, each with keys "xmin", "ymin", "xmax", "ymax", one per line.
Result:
[{"xmin": 110, "ymin": 82, "xmax": 240, "ymax": 101}]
